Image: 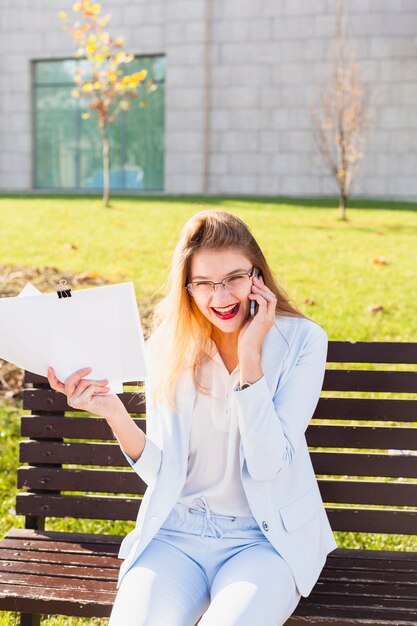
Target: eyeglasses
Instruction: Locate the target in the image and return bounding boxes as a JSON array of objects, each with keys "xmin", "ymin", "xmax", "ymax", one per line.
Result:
[{"xmin": 186, "ymin": 267, "xmax": 254, "ymax": 298}]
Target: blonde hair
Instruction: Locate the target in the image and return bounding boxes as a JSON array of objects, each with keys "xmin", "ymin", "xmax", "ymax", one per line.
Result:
[{"xmin": 147, "ymin": 209, "xmax": 311, "ymax": 411}]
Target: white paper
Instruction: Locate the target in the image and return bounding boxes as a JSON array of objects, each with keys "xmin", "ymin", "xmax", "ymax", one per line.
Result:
[{"xmin": 0, "ymin": 281, "xmax": 147, "ymax": 395}]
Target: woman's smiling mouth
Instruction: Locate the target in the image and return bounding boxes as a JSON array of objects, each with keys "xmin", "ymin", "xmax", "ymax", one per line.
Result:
[{"xmin": 210, "ymin": 303, "xmax": 240, "ymax": 319}]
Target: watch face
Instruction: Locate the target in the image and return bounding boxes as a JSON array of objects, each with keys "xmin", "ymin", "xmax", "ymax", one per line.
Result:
[{"xmin": 241, "ymin": 383, "xmax": 251, "ymax": 390}]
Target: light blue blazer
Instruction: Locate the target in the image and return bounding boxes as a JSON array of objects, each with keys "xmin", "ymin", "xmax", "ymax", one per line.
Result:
[{"xmin": 118, "ymin": 315, "xmax": 338, "ymax": 597}]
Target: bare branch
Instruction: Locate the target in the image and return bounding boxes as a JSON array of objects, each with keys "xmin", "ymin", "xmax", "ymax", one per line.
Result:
[{"xmin": 310, "ymin": 0, "xmax": 371, "ymax": 217}]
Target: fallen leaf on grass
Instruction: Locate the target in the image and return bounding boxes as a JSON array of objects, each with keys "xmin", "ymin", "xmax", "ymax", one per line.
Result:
[
  {"xmin": 366, "ymin": 304, "xmax": 384, "ymax": 314},
  {"xmin": 371, "ymin": 257, "xmax": 388, "ymax": 265}
]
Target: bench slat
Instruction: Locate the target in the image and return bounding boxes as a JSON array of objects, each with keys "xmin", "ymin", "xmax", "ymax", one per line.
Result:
[
  {"xmin": 21, "ymin": 415, "xmax": 146, "ymax": 440},
  {"xmin": 18, "ymin": 467, "xmax": 146, "ymax": 494},
  {"xmin": 14, "ymin": 493, "xmax": 417, "ymax": 533},
  {"xmin": 314, "ymin": 397, "xmax": 417, "ymax": 422},
  {"xmin": 20, "ymin": 415, "xmax": 417, "ymax": 449},
  {"xmin": 311, "ymin": 452, "xmax": 417, "ymax": 478},
  {"xmin": 285, "ymin": 616, "xmax": 416, "ymax": 626},
  {"xmin": 0, "ymin": 565, "xmax": 118, "ymax": 586},
  {"xmin": 326, "ymin": 342, "xmax": 417, "ymax": 364},
  {"xmin": 5, "ymin": 527, "xmax": 124, "ymax": 545},
  {"xmin": 319, "ymin": 480, "xmax": 417, "ymax": 506},
  {"xmin": 24, "ymin": 371, "xmax": 143, "ymax": 387},
  {"xmin": 23, "ymin": 389, "xmax": 145, "ymax": 414},
  {"xmin": 17, "ymin": 467, "xmax": 417, "ymax": 507},
  {"xmin": 306, "ymin": 425, "xmax": 417, "ymax": 450},
  {"xmin": 0, "ymin": 584, "xmax": 115, "ymax": 618},
  {"xmin": 327, "ymin": 508, "xmax": 417, "ymax": 534},
  {"xmin": 293, "ymin": 599, "xmax": 417, "ymax": 622},
  {"xmin": 20, "ymin": 399, "xmax": 417, "ymax": 439},
  {"xmin": 19, "ymin": 441, "xmax": 417, "ymax": 478},
  {"xmin": 20, "ymin": 441, "xmax": 129, "ymax": 466},
  {"xmin": 16, "ymin": 493, "xmax": 140, "ymax": 520},
  {"xmin": 0, "ymin": 548, "xmax": 120, "ymax": 569},
  {"xmin": 322, "ymin": 370, "xmax": 417, "ymax": 393}
]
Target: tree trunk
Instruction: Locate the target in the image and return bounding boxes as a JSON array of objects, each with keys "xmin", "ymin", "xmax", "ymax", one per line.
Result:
[
  {"xmin": 339, "ymin": 192, "xmax": 348, "ymax": 220},
  {"xmin": 101, "ymin": 124, "xmax": 110, "ymax": 208}
]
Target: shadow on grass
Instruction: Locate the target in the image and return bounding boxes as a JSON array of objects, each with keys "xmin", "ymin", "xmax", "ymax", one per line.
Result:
[{"xmin": 0, "ymin": 192, "xmax": 417, "ymax": 212}]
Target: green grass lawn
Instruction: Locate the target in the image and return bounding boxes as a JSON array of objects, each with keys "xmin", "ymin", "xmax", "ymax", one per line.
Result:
[
  {"xmin": 0, "ymin": 194, "xmax": 416, "ymax": 624},
  {"xmin": 1, "ymin": 193, "xmax": 416, "ymax": 340}
]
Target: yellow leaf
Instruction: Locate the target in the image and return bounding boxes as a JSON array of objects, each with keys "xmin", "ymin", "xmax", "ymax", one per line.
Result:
[
  {"xmin": 92, "ymin": 3, "xmax": 101, "ymax": 14},
  {"xmin": 73, "ymin": 2, "xmax": 82, "ymax": 11},
  {"xmin": 71, "ymin": 88, "xmax": 80, "ymax": 98},
  {"xmin": 58, "ymin": 11, "xmax": 67, "ymax": 19},
  {"xmin": 120, "ymin": 100, "xmax": 129, "ymax": 110},
  {"xmin": 81, "ymin": 112, "xmax": 90, "ymax": 119},
  {"xmin": 93, "ymin": 81, "xmax": 100, "ymax": 89},
  {"xmin": 132, "ymin": 69, "xmax": 147, "ymax": 82},
  {"xmin": 115, "ymin": 36, "xmax": 124, "ymax": 46},
  {"xmin": 82, "ymin": 83, "xmax": 93, "ymax": 92},
  {"xmin": 86, "ymin": 44, "xmax": 96, "ymax": 54}
]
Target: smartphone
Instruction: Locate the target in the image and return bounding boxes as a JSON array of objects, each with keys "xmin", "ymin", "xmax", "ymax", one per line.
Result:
[{"xmin": 250, "ymin": 268, "xmax": 261, "ymax": 318}]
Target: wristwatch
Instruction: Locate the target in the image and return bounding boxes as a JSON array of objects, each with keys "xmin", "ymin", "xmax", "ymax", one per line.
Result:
[{"xmin": 238, "ymin": 381, "xmax": 252, "ymax": 391}]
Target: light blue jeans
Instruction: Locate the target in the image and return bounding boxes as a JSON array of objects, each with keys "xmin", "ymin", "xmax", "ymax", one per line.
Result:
[{"xmin": 109, "ymin": 496, "xmax": 301, "ymax": 626}]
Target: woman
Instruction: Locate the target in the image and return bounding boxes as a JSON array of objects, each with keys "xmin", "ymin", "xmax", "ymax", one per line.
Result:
[{"xmin": 48, "ymin": 210, "xmax": 337, "ymax": 626}]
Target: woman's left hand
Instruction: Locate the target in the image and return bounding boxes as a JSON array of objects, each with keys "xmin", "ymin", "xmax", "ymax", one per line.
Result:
[{"xmin": 237, "ymin": 275, "xmax": 277, "ymax": 358}]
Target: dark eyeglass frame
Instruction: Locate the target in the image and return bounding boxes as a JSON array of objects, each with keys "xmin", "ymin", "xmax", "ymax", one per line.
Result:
[{"xmin": 186, "ymin": 266, "xmax": 255, "ymax": 296}]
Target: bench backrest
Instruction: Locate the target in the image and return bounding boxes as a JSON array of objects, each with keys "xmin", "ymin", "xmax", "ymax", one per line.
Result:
[{"xmin": 18, "ymin": 341, "xmax": 417, "ymax": 534}]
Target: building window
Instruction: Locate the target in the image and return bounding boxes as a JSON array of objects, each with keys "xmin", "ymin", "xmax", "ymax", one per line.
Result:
[{"xmin": 33, "ymin": 56, "xmax": 165, "ymax": 191}]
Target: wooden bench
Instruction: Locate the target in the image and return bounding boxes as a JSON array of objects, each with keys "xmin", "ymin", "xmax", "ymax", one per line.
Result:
[{"xmin": 0, "ymin": 340, "xmax": 416, "ymax": 625}]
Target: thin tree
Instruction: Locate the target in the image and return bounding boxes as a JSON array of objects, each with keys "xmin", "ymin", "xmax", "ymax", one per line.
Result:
[
  {"xmin": 310, "ymin": 1, "xmax": 370, "ymax": 220},
  {"xmin": 59, "ymin": 1, "xmax": 152, "ymax": 207}
]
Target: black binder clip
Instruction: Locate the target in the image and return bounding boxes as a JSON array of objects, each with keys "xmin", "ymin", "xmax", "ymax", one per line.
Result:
[{"xmin": 56, "ymin": 279, "xmax": 72, "ymax": 299}]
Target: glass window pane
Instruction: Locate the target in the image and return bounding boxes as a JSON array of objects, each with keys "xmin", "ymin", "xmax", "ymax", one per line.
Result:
[
  {"xmin": 125, "ymin": 82, "xmax": 165, "ymax": 190},
  {"xmin": 34, "ymin": 84, "xmax": 77, "ymax": 188},
  {"xmin": 34, "ymin": 56, "xmax": 165, "ymax": 191},
  {"xmin": 35, "ymin": 60, "xmax": 77, "ymax": 85}
]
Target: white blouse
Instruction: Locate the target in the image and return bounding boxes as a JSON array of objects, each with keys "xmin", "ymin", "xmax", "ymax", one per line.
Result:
[{"xmin": 177, "ymin": 339, "xmax": 253, "ymax": 517}]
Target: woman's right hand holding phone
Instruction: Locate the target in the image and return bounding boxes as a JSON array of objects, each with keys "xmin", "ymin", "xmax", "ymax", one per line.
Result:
[{"xmin": 47, "ymin": 366, "xmax": 127, "ymax": 421}]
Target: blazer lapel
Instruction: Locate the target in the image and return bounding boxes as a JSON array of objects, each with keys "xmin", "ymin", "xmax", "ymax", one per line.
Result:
[{"xmin": 174, "ymin": 366, "xmax": 197, "ymax": 484}]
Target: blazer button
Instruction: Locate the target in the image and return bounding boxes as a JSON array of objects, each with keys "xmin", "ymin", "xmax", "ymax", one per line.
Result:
[{"xmin": 262, "ymin": 521, "xmax": 269, "ymax": 531}]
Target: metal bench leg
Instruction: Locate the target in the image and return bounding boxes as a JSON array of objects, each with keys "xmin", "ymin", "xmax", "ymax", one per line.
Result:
[{"xmin": 20, "ymin": 614, "xmax": 41, "ymax": 626}]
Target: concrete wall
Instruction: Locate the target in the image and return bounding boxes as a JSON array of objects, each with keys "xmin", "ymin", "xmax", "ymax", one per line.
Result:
[{"xmin": 1, "ymin": 0, "xmax": 417, "ymax": 199}]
